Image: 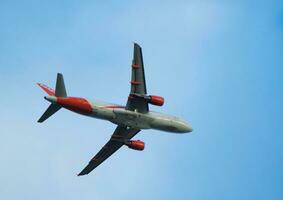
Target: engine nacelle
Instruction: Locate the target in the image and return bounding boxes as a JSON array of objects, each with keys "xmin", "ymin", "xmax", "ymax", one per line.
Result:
[
  {"xmin": 148, "ymin": 95, "xmax": 164, "ymax": 106},
  {"xmin": 126, "ymin": 140, "xmax": 145, "ymax": 151}
]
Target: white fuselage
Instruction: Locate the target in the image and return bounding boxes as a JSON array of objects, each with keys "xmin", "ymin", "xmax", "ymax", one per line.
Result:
[
  {"xmin": 44, "ymin": 96, "xmax": 192, "ymax": 133},
  {"xmin": 87, "ymin": 99, "xmax": 192, "ymax": 133}
]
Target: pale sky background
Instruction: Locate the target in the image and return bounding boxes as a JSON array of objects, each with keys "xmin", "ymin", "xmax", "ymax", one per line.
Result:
[{"xmin": 0, "ymin": 1, "xmax": 282, "ymax": 199}]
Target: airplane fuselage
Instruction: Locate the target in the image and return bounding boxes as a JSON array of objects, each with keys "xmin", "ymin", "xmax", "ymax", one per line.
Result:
[{"xmin": 45, "ymin": 96, "xmax": 192, "ymax": 133}]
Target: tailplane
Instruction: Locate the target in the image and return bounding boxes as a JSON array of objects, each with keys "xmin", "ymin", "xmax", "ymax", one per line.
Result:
[
  {"xmin": 37, "ymin": 73, "xmax": 67, "ymax": 123},
  {"xmin": 37, "ymin": 104, "xmax": 61, "ymax": 123}
]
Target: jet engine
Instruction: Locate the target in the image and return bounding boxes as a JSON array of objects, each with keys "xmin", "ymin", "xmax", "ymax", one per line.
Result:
[
  {"xmin": 148, "ymin": 95, "xmax": 164, "ymax": 106},
  {"xmin": 125, "ymin": 140, "xmax": 145, "ymax": 151}
]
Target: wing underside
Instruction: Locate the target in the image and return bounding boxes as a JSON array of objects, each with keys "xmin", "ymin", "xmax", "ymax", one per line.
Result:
[
  {"xmin": 78, "ymin": 43, "xmax": 148, "ymax": 176},
  {"xmin": 78, "ymin": 126, "xmax": 140, "ymax": 176},
  {"xmin": 126, "ymin": 43, "xmax": 149, "ymax": 113}
]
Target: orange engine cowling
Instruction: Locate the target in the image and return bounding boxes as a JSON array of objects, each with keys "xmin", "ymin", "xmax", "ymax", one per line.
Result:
[
  {"xmin": 148, "ymin": 95, "xmax": 164, "ymax": 106},
  {"xmin": 126, "ymin": 140, "xmax": 145, "ymax": 151}
]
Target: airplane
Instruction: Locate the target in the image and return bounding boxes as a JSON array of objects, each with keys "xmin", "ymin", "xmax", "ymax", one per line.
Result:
[{"xmin": 37, "ymin": 43, "xmax": 193, "ymax": 176}]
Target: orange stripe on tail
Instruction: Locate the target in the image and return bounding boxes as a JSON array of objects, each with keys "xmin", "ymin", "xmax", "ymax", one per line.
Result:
[{"xmin": 37, "ymin": 83, "xmax": 55, "ymax": 96}]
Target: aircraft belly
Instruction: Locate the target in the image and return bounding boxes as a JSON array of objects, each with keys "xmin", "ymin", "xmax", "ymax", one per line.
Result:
[
  {"xmin": 149, "ymin": 118, "xmax": 178, "ymax": 132},
  {"xmin": 89, "ymin": 107, "xmax": 190, "ymax": 133},
  {"xmin": 147, "ymin": 113, "xmax": 192, "ymax": 133},
  {"xmin": 90, "ymin": 107, "xmax": 116, "ymax": 120},
  {"xmin": 112, "ymin": 109, "xmax": 151, "ymax": 129}
]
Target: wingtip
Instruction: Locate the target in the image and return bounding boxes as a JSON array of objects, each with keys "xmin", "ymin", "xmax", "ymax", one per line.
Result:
[
  {"xmin": 37, "ymin": 82, "xmax": 44, "ymax": 88},
  {"xmin": 77, "ymin": 172, "xmax": 86, "ymax": 176},
  {"xmin": 133, "ymin": 42, "xmax": 141, "ymax": 47}
]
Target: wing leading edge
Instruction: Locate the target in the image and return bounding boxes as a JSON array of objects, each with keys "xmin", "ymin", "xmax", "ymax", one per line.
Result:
[{"xmin": 78, "ymin": 126, "xmax": 140, "ymax": 176}]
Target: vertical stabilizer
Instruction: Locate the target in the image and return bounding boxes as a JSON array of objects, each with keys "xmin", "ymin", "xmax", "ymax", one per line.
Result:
[{"xmin": 55, "ymin": 73, "xmax": 67, "ymax": 97}]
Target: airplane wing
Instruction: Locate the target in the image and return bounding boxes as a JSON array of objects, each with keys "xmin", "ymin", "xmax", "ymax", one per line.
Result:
[
  {"xmin": 126, "ymin": 43, "xmax": 149, "ymax": 113},
  {"xmin": 78, "ymin": 126, "xmax": 140, "ymax": 176}
]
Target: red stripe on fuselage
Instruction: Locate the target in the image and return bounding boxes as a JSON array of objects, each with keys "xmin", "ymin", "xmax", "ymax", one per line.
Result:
[{"xmin": 57, "ymin": 97, "xmax": 92, "ymax": 115}]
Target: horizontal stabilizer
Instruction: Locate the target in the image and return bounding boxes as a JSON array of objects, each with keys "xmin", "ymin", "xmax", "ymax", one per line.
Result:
[
  {"xmin": 37, "ymin": 83, "xmax": 55, "ymax": 96},
  {"xmin": 38, "ymin": 104, "xmax": 61, "ymax": 123}
]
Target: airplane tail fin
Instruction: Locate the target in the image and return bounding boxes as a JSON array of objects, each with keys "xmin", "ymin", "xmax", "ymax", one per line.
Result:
[
  {"xmin": 55, "ymin": 73, "xmax": 67, "ymax": 97},
  {"xmin": 37, "ymin": 73, "xmax": 67, "ymax": 123}
]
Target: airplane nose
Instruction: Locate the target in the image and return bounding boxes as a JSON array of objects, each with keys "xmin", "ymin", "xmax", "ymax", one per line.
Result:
[
  {"xmin": 180, "ymin": 122, "xmax": 193, "ymax": 133},
  {"xmin": 185, "ymin": 124, "xmax": 193, "ymax": 132}
]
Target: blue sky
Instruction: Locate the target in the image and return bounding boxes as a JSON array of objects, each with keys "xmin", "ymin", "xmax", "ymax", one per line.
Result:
[{"xmin": 0, "ymin": 0, "xmax": 282, "ymax": 199}]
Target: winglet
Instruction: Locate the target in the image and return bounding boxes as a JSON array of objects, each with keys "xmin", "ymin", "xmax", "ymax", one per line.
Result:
[
  {"xmin": 77, "ymin": 168, "xmax": 89, "ymax": 176},
  {"xmin": 133, "ymin": 42, "xmax": 141, "ymax": 49}
]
